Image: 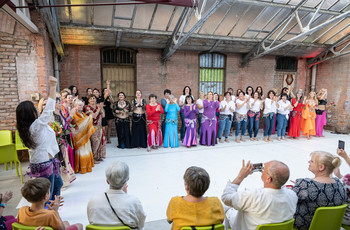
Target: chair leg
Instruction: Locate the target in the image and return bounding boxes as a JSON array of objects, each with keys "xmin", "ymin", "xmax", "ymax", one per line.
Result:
[
  {"xmin": 16, "ymin": 161, "xmax": 23, "ymax": 184},
  {"xmin": 15, "ymin": 161, "xmax": 19, "ymax": 176},
  {"xmin": 5, "ymin": 163, "xmax": 8, "ymax": 171},
  {"xmin": 10, "ymin": 161, "xmax": 13, "ymax": 169}
]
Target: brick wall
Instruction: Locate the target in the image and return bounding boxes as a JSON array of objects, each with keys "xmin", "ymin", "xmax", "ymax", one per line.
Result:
[
  {"xmin": 0, "ymin": 10, "xmax": 53, "ymax": 130},
  {"xmin": 59, "ymin": 45, "xmax": 101, "ymax": 96},
  {"xmin": 316, "ymin": 56, "xmax": 350, "ymax": 133}
]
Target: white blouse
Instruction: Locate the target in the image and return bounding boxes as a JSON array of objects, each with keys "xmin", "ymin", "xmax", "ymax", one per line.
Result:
[
  {"xmin": 277, "ymin": 100, "xmax": 292, "ymax": 115},
  {"xmin": 249, "ymin": 98, "xmax": 262, "ymax": 113},
  {"xmin": 219, "ymin": 100, "xmax": 235, "ymax": 115},
  {"xmin": 196, "ymin": 98, "xmax": 204, "ymax": 113},
  {"xmin": 264, "ymin": 98, "xmax": 277, "ymax": 114},
  {"xmin": 29, "ymin": 98, "xmax": 59, "ymax": 164},
  {"xmin": 236, "ymin": 99, "xmax": 249, "ymax": 115}
]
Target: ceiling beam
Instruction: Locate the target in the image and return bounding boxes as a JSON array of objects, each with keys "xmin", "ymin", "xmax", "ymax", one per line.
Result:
[
  {"xmin": 307, "ymin": 33, "xmax": 350, "ymax": 67},
  {"xmin": 37, "ymin": 0, "xmax": 64, "ymax": 56},
  {"xmin": 162, "ymin": 0, "xmax": 226, "ymax": 63},
  {"xmin": 60, "ymin": 22, "xmax": 327, "ymax": 50},
  {"xmin": 235, "ymin": 0, "xmax": 345, "ymax": 16},
  {"xmin": 242, "ymin": 0, "xmax": 308, "ymax": 67}
]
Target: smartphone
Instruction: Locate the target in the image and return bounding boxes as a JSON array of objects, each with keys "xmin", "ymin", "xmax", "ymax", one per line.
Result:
[
  {"xmin": 252, "ymin": 163, "xmax": 263, "ymax": 173},
  {"xmin": 339, "ymin": 140, "xmax": 345, "ymax": 150}
]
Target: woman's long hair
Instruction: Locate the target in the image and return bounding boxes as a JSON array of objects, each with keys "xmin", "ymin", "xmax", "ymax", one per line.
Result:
[{"xmin": 16, "ymin": 101, "xmax": 38, "ymax": 149}]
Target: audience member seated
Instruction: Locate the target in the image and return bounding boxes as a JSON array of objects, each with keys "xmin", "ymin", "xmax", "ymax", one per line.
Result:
[
  {"xmin": 222, "ymin": 160, "xmax": 297, "ymax": 230},
  {"xmin": 166, "ymin": 166, "xmax": 225, "ymax": 230},
  {"xmin": 292, "ymin": 151, "xmax": 346, "ymax": 230},
  {"xmin": 87, "ymin": 161, "xmax": 146, "ymax": 229},
  {"xmin": 17, "ymin": 178, "xmax": 83, "ymax": 230},
  {"xmin": 330, "ymin": 148, "xmax": 350, "ymax": 225},
  {"xmin": 0, "ymin": 191, "xmax": 16, "ymax": 230}
]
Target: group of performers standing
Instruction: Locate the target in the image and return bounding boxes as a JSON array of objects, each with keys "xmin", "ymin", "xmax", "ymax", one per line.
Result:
[{"xmin": 101, "ymin": 84, "xmax": 328, "ymax": 151}]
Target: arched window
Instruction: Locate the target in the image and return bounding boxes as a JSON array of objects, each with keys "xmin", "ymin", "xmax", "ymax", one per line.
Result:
[{"xmin": 199, "ymin": 53, "xmax": 226, "ymax": 95}]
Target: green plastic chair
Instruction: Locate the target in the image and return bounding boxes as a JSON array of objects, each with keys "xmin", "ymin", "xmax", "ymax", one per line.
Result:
[
  {"xmin": 181, "ymin": 224, "xmax": 224, "ymax": 230},
  {"xmin": 15, "ymin": 130, "xmax": 29, "ymax": 151},
  {"xmin": 0, "ymin": 130, "xmax": 23, "ymax": 183},
  {"xmin": 0, "ymin": 130, "xmax": 14, "ymax": 170},
  {"xmin": 86, "ymin": 225, "xmax": 131, "ymax": 230},
  {"xmin": 257, "ymin": 218, "xmax": 294, "ymax": 229},
  {"xmin": 308, "ymin": 204, "xmax": 347, "ymax": 230},
  {"xmin": 12, "ymin": 222, "xmax": 53, "ymax": 230}
]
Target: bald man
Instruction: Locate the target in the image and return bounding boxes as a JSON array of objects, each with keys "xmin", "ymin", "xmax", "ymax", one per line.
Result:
[{"xmin": 221, "ymin": 160, "xmax": 298, "ymax": 230}]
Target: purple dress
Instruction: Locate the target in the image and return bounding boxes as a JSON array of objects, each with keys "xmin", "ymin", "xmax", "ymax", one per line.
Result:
[
  {"xmin": 200, "ymin": 100, "xmax": 219, "ymax": 146},
  {"xmin": 183, "ymin": 104, "xmax": 199, "ymax": 147}
]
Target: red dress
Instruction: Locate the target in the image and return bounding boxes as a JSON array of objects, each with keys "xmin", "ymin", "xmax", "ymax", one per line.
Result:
[
  {"xmin": 146, "ymin": 103, "xmax": 164, "ymax": 147},
  {"xmin": 288, "ymin": 98, "xmax": 304, "ymax": 137}
]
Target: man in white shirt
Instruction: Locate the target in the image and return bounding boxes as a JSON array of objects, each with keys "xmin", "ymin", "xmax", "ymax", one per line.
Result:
[
  {"xmin": 222, "ymin": 160, "xmax": 297, "ymax": 230},
  {"xmin": 87, "ymin": 161, "xmax": 146, "ymax": 229}
]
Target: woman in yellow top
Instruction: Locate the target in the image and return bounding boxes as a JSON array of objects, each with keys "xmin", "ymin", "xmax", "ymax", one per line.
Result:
[
  {"xmin": 166, "ymin": 166, "xmax": 225, "ymax": 230},
  {"xmin": 301, "ymin": 91, "xmax": 317, "ymax": 139}
]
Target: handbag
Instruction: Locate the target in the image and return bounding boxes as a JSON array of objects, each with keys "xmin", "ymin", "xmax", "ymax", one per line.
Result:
[{"xmin": 105, "ymin": 192, "xmax": 138, "ymax": 229}]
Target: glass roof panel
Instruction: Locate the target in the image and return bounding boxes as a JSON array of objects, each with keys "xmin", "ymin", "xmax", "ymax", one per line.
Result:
[
  {"xmin": 263, "ymin": 9, "xmax": 291, "ymax": 31},
  {"xmin": 166, "ymin": 6, "xmax": 185, "ymax": 32},
  {"xmin": 94, "ymin": 5, "xmax": 114, "ymax": 26},
  {"xmin": 318, "ymin": 18, "xmax": 350, "ymax": 43},
  {"xmin": 150, "ymin": 5, "xmax": 176, "ymax": 31},
  {"xmin": 249, "ymin": 7, "xmax": 282, "ymax": 31},
  {"xmin": 330, "ymin": 0, "xmax": 350, "ymax": 11},
  {"xmin": 133, "ymin": 4, "xmax": 156, "ymax": 29},
  {"xmin": 303, "ymin": 0, "xmax": 323, "ymax": 8},
  {"xmin": 227, "ymin": 4, "xmax": 264, "ymax": 37}
]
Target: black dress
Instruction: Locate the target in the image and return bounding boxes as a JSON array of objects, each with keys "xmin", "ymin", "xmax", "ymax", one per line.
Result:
[
  {"xmin": 114, "ymin": 101, "xmax": 131, "ymax": 149},
  {"xmin": 131, "ymin": 99, "xmax": 147, "ymax": 148},
  {"xmin": 102, "ymin": 96, "xmax": 114, "ymax": 127}
]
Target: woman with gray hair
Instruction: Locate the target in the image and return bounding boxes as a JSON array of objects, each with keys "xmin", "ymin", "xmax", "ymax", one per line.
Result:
[
  {"xmin": 87, "ymin": 161, "xmax": 146, "ymax": 229},
  {"xmin": 292, "ymin": 151, "xmax": 346, "ymax": 229},
  {"xmin": 167, "ymin": 166, "xmax": 224, "ymax": 230},
  {"xmin": 288, "ymin": 89, "xmax": 304, "ymax": 138}
]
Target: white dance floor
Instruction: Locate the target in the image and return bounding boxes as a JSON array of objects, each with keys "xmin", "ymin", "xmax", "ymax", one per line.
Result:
[{"xmin": 25, "ymin": 131, "xmax": 350, "ymax": 229}]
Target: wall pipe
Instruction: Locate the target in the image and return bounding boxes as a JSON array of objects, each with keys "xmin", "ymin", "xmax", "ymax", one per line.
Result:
[{"xmin": 311, "ymin": 64, "xmax": 317, "ymax": 92}]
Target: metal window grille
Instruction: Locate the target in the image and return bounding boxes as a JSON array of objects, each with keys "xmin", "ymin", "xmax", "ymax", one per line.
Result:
[
  {"xmin": 199, "ymin": 53, "xmax": 225, "ymax": 95},
  {"xmin": 102, "ymin": 48, "xmax": 135, "ymax": 65},
  {"xmin": 276, "ymin": 57, "xmax": 298, "ymax": 71}
]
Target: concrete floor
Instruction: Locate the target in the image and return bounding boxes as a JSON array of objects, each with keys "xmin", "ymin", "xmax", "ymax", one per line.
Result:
[{"xmin": 1, "ymin": 130, "xmax": 349, "ymax": 230}]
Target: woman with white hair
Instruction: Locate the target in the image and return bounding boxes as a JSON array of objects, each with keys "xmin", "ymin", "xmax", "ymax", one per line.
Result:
[
  {"xmin": 292, "ymin": 151, "xmax": 346, "ymax": 230},
  {"xmin": 87, "ymin": 161, "xmax": 146, "ymax": 229}
]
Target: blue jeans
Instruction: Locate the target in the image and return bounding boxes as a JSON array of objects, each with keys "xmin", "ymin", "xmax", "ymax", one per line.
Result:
[
  {"xmin": 180, "ymin": 112, "xmax": 186, "ymax": 140},
  {"xmin": 277, "ymin": 113, "xmax": 288, "ymax": 137},
  {"xmin": 47, "ymin": 172, "xmax": 63, "ymax": 201},
  {"xmin": 248, "ymin": 113, "xmax": 260, "ymax": 138},
  {"xmin": 218, "ymin": 115, "xmax": 232, "ymax": 139},
  {"xmin": 197, "ymin": 113, "xmax": 203, "ymax": 135},
  {"xmin": 264, "ymin": 113, "xmax": 275, "ymax": 137},
  {"xmin": 235, "ymin": 119, "xmax": 247, "ymax": 137}
]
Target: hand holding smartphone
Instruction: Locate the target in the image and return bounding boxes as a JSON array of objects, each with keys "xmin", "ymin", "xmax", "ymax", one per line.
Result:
[{"xmin": 338, "ymin": 140, "xmax": 345, "ymax": 150}]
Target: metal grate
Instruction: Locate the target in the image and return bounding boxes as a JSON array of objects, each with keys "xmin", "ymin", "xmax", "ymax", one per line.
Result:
[
  {"xmin": 102, "ymin": 48, "xmax": 136, "ymax": 65},
  {"xmin": 101, "ymin": 48, "xmax": 136, "ymax": 103},
  {"xmin": 199, "ymin": 53, "xmax": 225, "ymax": 95},
  {"xmin": 276, "ymin": 56, "xmax": 298, "ymax": 71}
]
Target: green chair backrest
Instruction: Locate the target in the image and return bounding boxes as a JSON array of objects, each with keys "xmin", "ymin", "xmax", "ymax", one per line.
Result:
[
  {"xmin": 86, "ymin": 225, "xmax": 131, "ymax": 230},
  {"xmin": 256, "ymin": 218, "xmax": 294, "ymax": 230},
  {"xmin": 181, "ymin": 224, "xmax": 225, "ymax": 230},
  {"xmin": 15, "ymin": 130, "xmax": 29, "ymax": 150},
  {"xmin": 308, "ymin": 204, "xmax": 347, "ymax": 230},
  {"xmin": 12, "ymin": 223, "xmax": 53, "ymax": 230},
  {"xmin": 0, "ymin": 130, "xmax": 13, "ymax": 146}
]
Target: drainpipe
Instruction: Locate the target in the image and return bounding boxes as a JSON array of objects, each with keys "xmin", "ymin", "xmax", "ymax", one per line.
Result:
[
  {"xmin": 53, "ymin": 47, "xmax": 60, "ymax": 91},
  {"xmin": 311, "ymin": 64, "xmax": 317, "ymax": 92}
]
